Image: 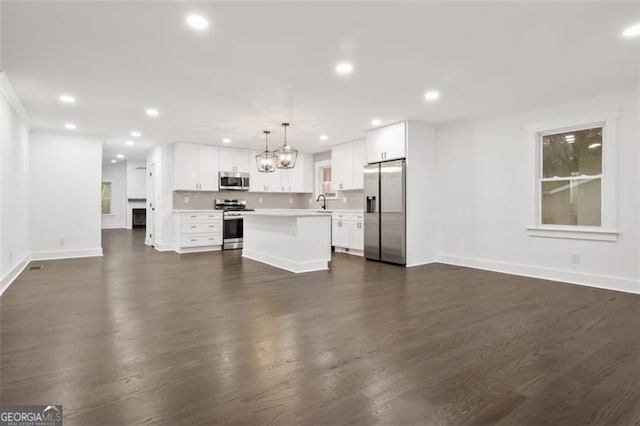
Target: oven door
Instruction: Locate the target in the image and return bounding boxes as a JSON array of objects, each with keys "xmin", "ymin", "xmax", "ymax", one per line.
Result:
[{"xmin": 223, "ymin": 216, "xmax": 244, "ymax": 249}]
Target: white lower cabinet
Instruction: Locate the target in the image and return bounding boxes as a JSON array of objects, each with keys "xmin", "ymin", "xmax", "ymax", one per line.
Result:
[
  {"xmin": 174, "ymin": 212, "xmax": 223, "ymax": 253},
  {"xmin": 331, "ymin": 211, "xmax": 364, "ymax": 255}
]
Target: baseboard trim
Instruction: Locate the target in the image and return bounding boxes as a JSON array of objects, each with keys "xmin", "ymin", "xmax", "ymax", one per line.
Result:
[
  {"xmin": 30, "ymin": 248, "xmax": 104, "ymax": 261},
  {"xmin": 436, "ymin": 254, "xmax": 639, "ymax": 295},
  {"xmin": 243, "ymin": 249, "xmax": 329, "ymax": 273},
  {"xmin": 0, "ymin": 253, "xmax": 32, "ymax": 297},
  {"xmin": 175, "ymin": 246, "xmax": 222, "ymax": 254},
  {"xmin": 152, "ymin": 243, "xmax": 174, "ymax": 252},
  {"xmin": 406, "ymin": 260, "xmax": 437, "ymax": 268}
]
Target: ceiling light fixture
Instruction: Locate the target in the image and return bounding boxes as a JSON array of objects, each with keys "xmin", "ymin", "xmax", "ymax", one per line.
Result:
[
  {"xmin": 222, "ymin": 138, "xmax": 231, "ymax": 144},
  {"xmin": 64, "ymin": 123, "xmax": 77, "ymax": 130},
  {"xmin": 623, "ymin": 23, "xmax": 640, "ymax": 38},
  {"xmin": 116, "ymin": 154, "xmax": 125, "ymax": 159},
  {"xmin": 588, "ymin": 143, "xmax": 602, "ymax": 149},
  {"xmin": 125, "ymin": 140, "xmax": 134, "ymax": 146},
  {"xmin": 371, "ymin": 119, "xmax": 382, "ymax": 126},
  {"xmin": 424, "ymin": 90, "xmax": 440, "ymax": 101},
  {"xmin": 319, "ymin": 135, "xmax": 329, "ymax": 141},
  {"xmin": 145, "ymin": 108, "xmax": 159, "ymax": 117},
  {"xmin": 59, "ymin": 94, "xmax": 76, "ymax": 104},
  {"xmin": 274, "ymin": 123, "xmax": 298, "ymax": 169},
  {"xmin": 256, "ymin": 130, "xmax": 276, "ymax": 173},
  {"xmin": 335, "ymin": 62, "xmax": 354, "ymax": 75},
  {"xmin": 111, "ymin": 159, "xmax": 117, "ymax": 163},
  {"xmin": 186, "ymin": 14, "xmax": 209, "ymax": 30},
  {"xmin": 131, "ymin": 131, "xmax": 141, "ymax": 137}
]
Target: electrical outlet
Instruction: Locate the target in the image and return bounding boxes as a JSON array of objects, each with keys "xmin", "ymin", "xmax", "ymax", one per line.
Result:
[
  {"xmin": 183, "ymin": 196, "xmax": 190, "ymax": 204},
  {"xmin": 571, "ymin": 253, "xmax": 581, "ymax": 264},
  {"xmin": 59, "ymin": 238, "xmax": 66, "ymax": 246},
  {"xmin": 289, "ymin": 198, "xmax": 293, "ymax": 204},
  {"xmin": 258, "ymin": 197, "xmax": 263, "ymax": 204},
  {"xmin": 342, "ymin": 197, "xmax": 347, "ymax": 203}
]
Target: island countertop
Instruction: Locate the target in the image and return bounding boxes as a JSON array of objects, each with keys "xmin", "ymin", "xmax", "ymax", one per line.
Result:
[{"xmin": 245, "ymin": 209, "xmax": 331, "ymax": 217}]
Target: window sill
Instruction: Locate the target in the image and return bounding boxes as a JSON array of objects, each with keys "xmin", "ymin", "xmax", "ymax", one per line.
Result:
[{"xmin": 526, "ymin": 226, "xmax": 618, "ymax": 242}]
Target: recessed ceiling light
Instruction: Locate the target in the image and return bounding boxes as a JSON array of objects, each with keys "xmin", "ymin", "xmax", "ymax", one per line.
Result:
[
  {"xmin": 131, "ymin": 131, "xmax": 141, "ymax": 137},
  {"xmin": 59, "ymin": 94, "xmax": 76, "ymax": 104},
  {"xmin": 64, "ymin": 123, "xmax": 77, "ymax": 130},
  {"xmin": 111, "ymin": 159, "xmax": 117, "ymax": 163},
  {"xmin": 335, "ymin": 62, "xmax": 354, "ymax": 75},
  {"xmin": 319, "ymin": 135, "xmax": 329, "ymax": 141},
  {"xmin": 145, "ymin": 108, "xmax": 159, "ymax": 117},
  {"xmin": 116, "ymin": 154, "xmax": 125, "ymax": 159},
  {"xmin": 222, "ymin": 138, "xmax": 231, "ymax": 144},
  {"xmin": 125, "ymin": 140, "xmax": 135, "ymax": 146},
  {"xmin": 623, "ymin": 23, "xmax": 640, "ymax": 38},
  {"xmin": 186, "ymin": 14, "xmax": 209, "ymax": 30},
  {"xmin": 588, "ymin": 143, "xmax": 602, "ymax": 149},
  {"xmin": 371, "ymin": 119, "xmax": 382, "ymax": 126},
  {"xmin": 424, "ymin": 90, "xmax": 440, "ymax": 101}
]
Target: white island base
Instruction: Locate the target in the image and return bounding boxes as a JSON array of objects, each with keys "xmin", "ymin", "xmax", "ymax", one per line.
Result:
[{"xmin": 242, "ymin": 211, "xmax": 332, "ymax": 273}]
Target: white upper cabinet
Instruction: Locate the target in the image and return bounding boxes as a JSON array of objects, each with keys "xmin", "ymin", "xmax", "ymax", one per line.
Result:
[
  {"xmin": 331, "ymin": 143, "xmax": 353, "ymax": 191},
  {"xmin": 198, "ymin": 145, "xmax": 219, "ymax": 191},
  {"xmin": 330, "ymin": 140, "xmax": 366, "ymax": 190},
  {"xmin": 351, "ymin": 139, "xmax": 366, "ymax": 189},
  {"xmin": 174, "ymin": 143, "xmax": 219, "ymax": 191},
  {"xmin": 218, "ymin": 147, "xmax": 250, "ymax": 173},
  {"xmin": 366, "ymin": 121, "xmax": 406, "ymax": 163}
]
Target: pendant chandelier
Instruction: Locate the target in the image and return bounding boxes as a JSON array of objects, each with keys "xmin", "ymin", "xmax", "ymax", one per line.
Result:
[
  {"xmin": 274, "ymin": 122, "xmax": 298, "ymax": 169},
  {"xmin": 255, "ymin": 130, "xmax": 276, "ymax": 173}
]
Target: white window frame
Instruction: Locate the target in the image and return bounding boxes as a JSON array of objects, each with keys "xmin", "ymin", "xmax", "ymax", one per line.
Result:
[
  {"xmin": 526, "ymin": 110, "xmax": 619, "ymax": 242},
  {"xmin": 314, "ymin": 159, "xmax": 338, "ymax": 199}
]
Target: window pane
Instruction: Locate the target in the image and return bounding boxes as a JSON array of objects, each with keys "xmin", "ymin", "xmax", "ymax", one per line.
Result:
[
  {"xmin": 101, "ymin": 199, "xmax": 111, "ymax": 215},
  {"xmin": 542, "ymin": 127, "xmax": 602, "ymax": 178},
  {"xmin": 541, "ymin": 178, "xmax": 601, "ymax": 226}
]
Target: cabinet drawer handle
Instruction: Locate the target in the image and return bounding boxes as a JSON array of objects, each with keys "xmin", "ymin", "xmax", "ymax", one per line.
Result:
[
  {"xmin": 190, "ymin": 239, "xmax": 197, "ymax": 242},
  {"xmin": 190, "ymin": 225, "xmax": 197, "ymax": 228}
]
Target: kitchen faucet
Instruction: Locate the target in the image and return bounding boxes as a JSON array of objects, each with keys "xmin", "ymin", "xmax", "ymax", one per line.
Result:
[{"xmin": 316, "ymin": 194, "xmax": 327, "ymax": 210}]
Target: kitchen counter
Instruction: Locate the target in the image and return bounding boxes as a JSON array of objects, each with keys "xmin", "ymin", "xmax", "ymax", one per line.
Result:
[
  {"xmin": 245, "ymin": 209, "xmax": 331, "ymax": 217},
  {"xmin": 242, "ymin": 210, "xmax": 331, "ymax": 273}
]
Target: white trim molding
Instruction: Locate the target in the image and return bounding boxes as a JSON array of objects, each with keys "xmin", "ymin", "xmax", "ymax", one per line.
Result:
[
  {"xmin": 436, "ymin": 254, "xmax": 639, "ymax": 295},
  {"xmin": 30, "ymin": 248, "xmax": 104, "ymax": 261},
  {"xmin": 0, "ymin": 253, "xmax": 32, "ymax": 297},
  {"xmin": 243, "ymin": 249, "xmax": 329, "ymax": 273},
  {"xmin": 525, "ymin": 226, "xmax": 618, "ymax": 242}
]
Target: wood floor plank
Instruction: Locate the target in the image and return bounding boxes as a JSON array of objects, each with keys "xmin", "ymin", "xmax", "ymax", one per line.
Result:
[{"xmin": 1, "ymin": 229, "xmax": 638, "ymax": 425}]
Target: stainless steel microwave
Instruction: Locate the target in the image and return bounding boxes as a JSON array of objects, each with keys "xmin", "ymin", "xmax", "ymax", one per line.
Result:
[{"xmin": 219, "ymin": 171, "xmax": 250, "ymax": 191}]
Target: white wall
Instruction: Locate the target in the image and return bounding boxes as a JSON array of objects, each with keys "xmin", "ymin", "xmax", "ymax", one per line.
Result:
[
  {"xmin": 101, "ymin": 161, "xmax": 127, "ymax": 229},
  {"xmin": 29, "ymin": 130, "xmax": 104, "ymax": 259},
  {"xmin": 0, "ymin": 73, "xmax": 30, "ymax": 293},
  {"xmin": 435, "ymin": 89, "xmax": 639, "ymax": 293}
]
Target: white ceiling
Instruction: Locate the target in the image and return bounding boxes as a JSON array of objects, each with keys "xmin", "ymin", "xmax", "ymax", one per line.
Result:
[{"xmin": 2, "ymin": 1, "xmax": 638, "ymax": 160}]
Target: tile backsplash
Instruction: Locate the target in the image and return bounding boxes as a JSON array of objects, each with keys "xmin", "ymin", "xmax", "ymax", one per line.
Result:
[{"xmin": 173, "ymin": 190, "xmax": 363, "ymax": 211}]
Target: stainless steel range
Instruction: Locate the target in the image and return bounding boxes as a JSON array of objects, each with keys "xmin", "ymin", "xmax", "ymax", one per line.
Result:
[{"xmin": 215, "ymin": 199, "xmax": 254, "ymax": 250}]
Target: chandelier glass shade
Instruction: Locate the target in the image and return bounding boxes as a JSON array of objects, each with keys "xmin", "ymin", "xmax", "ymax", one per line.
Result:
[
  {"xmin": 255, "ymin": 130, "xmax": 276, "ymax": 173},
  {"xmin": 274, "ymin": 122, "xmax": 298, "ymax": 169}
]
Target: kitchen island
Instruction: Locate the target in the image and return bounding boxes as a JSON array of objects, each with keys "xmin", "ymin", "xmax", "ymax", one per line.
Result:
[{"xmin": 242, "ymin": 210, "xmax": 332, "ymax": 273}]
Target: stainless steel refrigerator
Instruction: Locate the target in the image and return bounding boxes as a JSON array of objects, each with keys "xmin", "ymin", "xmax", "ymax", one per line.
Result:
[{"xmin": 363, "ymin": 159, "xmax": 406, "ymax": 265}]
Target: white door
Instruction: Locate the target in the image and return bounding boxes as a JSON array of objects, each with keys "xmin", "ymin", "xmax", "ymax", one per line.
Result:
[
  {"xmin": 147, "ymin": 163, "xmax": 156, "ymax": 245},
  {"xmin": 198, "ymin": 145, "xmax": 219, "ymax": 191}
]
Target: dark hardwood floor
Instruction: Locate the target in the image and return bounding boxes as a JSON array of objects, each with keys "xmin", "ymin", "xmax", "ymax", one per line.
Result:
[{"xmin": 1, "ymin": 229, "xmax": 639, "ymax": 425}]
